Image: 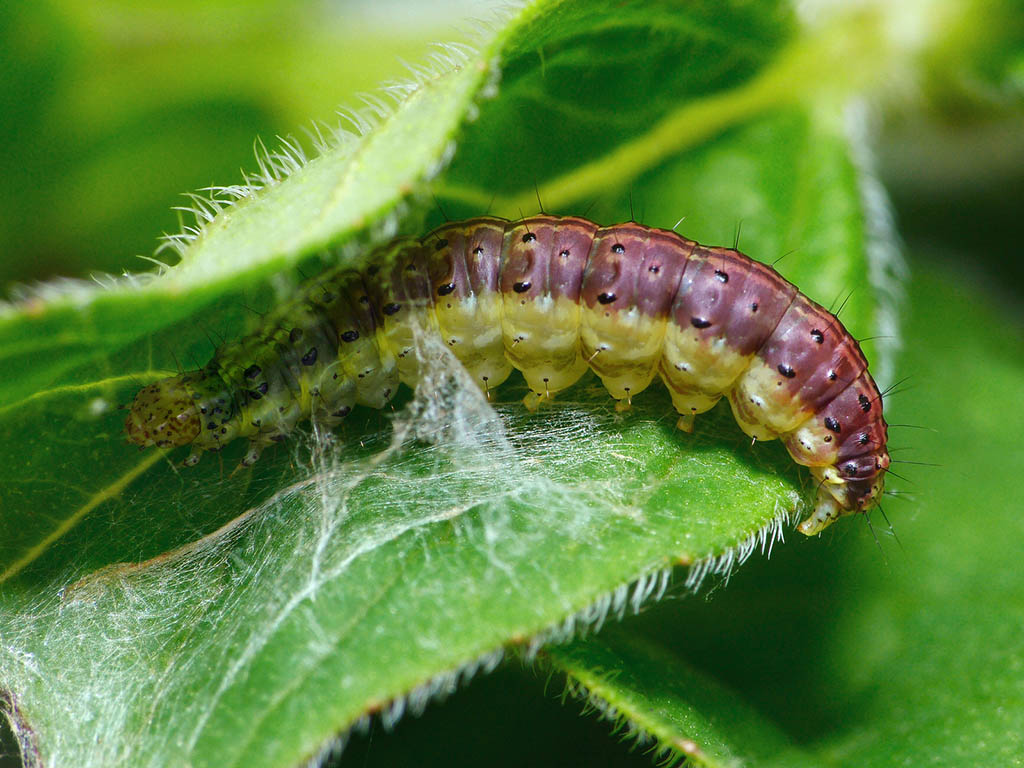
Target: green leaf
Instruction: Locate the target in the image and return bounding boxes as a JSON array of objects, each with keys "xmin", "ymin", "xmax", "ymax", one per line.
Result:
[
  {"xmin": 0, "ymin": 1, "xmax": 895, "ymax": 766},
  {"xmin": 0, "ymin": 0, "xmax": 458, "ymax": 288},
  {"xmin": 545, "ymin": 628, "xmax": 818, "ymax": 768}
]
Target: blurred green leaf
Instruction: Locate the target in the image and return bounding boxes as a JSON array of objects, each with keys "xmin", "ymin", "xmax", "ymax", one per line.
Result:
[
  {"xmin": 0, "ymin": 0, "xmax": 458, "ymax": 289},
  {"xmin": 805, "ymin": 257, "xmax": 1024, "ymax": 765},
  {"xmin": 918, "ymin": 0, "xmax": 1024, "ymax": 112}
]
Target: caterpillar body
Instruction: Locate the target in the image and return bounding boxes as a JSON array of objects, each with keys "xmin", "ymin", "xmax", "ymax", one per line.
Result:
[{"xmin": 125, "ymin": 215, "xmax": 890, "ymax": 535}]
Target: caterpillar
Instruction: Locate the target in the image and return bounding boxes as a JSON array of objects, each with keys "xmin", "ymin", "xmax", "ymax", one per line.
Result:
[{"xmin": 125, "ymin": 215, "xmax": 890, "ymax": 535}]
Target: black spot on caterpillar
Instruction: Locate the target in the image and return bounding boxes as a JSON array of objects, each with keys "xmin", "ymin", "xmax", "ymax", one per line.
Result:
[{"xmin": 125, "ymin": 215, "xmax": 890, "ymax": 535}]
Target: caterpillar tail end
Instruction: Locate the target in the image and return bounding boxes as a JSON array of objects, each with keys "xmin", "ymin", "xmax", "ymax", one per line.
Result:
[{"xmin": 124, "ymin": 375, "xmax": 201, "ymax": 451}]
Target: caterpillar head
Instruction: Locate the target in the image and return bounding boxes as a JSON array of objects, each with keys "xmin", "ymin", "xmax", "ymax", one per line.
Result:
[
  {"xmin": 800, "ymin": 451, "xmax": 890, "ymax": 535},
  {"xmin": 124, "ymin": 375, "xmax": 201, "ymax": 449}
]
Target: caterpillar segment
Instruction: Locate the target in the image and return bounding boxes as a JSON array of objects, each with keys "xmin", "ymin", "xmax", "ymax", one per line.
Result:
[
  {"xmin": 579, "ymin": 223, "xmax": 692, "ymax": 414},
  {"xmin": 125, "ymin": 214, "xmax": 890, "ymax": 535},
  {"xmin": 425, "ymin": 217, "xmax": 513, "ymax": 396},
  {"xmin": 498, "ymin": 216, "xmax": 598, "ymax": 410},
  {"xmin": 364, "ymin": 237, "xmax": 436, "ymax": 386}
]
